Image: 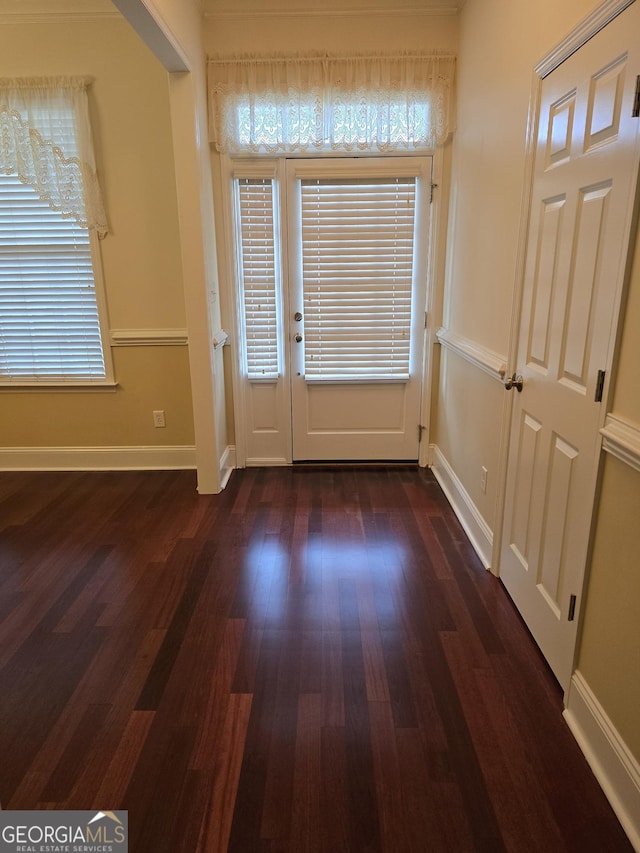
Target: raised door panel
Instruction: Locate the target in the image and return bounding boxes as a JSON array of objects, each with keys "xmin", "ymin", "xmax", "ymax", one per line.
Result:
[{"xmin": 499, "ymin": 3, "xmax": 640, "ymax": 692}]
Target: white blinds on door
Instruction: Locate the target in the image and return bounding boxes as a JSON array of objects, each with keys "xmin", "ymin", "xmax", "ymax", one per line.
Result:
[
  {"xmin": 236, "ymin": 177, "xmax": 279, "ymax": 379},
  {"xmin": 300, "ymin": 176, "xmax": 416, "ymax": 379}
]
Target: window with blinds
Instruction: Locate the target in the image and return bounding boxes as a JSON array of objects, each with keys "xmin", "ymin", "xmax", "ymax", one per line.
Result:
[
  {"xmin": 235, "ymin": 177, "xmax": 280, "ymax": 379},
  {"xmin": 300, "ymin": 176, "xmax": 416, "ymax": 379},
  {"xmin": 0, "ymin": 173, "xmax": 107, "ymax": 383}
]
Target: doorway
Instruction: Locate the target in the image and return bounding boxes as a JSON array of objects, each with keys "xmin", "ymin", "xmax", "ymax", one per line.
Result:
[{"xmin": 230, "ymin": 156, "xmax": 433, "ymax": 465}]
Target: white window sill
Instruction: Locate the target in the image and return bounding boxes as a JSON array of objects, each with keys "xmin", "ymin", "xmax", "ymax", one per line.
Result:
[{"xmin": 0, "ymin": 382, "xmax": 119, "ymax": 393}]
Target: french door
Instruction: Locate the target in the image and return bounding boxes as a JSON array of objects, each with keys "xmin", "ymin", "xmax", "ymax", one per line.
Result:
[
  {"xmin": 287, "ymin": 158, "xmax": 430, "ymax": 460},
  {"xmin": 231, "ymin": 156, "xmax": 432, "ymax": 465}
]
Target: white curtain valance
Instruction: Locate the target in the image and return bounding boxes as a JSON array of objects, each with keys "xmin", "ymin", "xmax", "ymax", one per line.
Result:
[
  {"xmin": 207, "ymin": 52, "xmax": 456, "ymax": 154},
  {"xmin": 0, "ymin": 77, "xmax": 108, "ymax": 236}
]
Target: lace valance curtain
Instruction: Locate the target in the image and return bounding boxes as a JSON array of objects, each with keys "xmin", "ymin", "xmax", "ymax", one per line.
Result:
[
  {"xmin": 0, "ymin": 77, "xmax": 108, "ymax": 236},
  {"xmin": 207, "ymin": 52, "xmax": 456, "ymax": 154}
]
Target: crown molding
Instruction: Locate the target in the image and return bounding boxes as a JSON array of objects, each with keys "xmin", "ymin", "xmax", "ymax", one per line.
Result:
[
  {"xmin": 0, "ymin": 0, "xmax": 120, "ymax": 24},
  {"xmin": 0, "ymin": 13, "xmax": 121, "ymax": 22},
  {"xmin": 205, "ymin": 4, "xmax": 460, "ymax": 21}
]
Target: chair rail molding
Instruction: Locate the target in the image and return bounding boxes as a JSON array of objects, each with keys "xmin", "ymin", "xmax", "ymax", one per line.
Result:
[
  {"xmin": 110, "ymin": 328, "xmax": 188, "ymax": 346},
  {"xmin": 436, "ymin": 327, "xmax": 507, "ymax": 382},
  {"xmin": 600, "ymin": 413, "xmax": 640, "ymax": 473}
]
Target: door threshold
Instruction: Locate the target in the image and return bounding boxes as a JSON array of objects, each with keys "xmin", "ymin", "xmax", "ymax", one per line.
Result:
[{"xmin": 291, "ymin": 460, "xmax": 419, "ymax": 470}]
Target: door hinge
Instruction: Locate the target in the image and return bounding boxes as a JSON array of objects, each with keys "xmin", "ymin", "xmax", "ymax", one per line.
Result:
[
  {"xmin": 633, "ymin": 75, "xmax": 640, "ymax": 118},
  {"xmin": 430, "ymin": 183, "xmax": 439, "ymax": 204},
  {"xmin": 418, "ymin": 424, "xmax": 426, "ymax": 443},
  {"xmin": 568, "ymin": 594, "xmax": 577, "ymax": 622},
  {"xmin": 595, "ymin": 369, "xmax": 606, "ymax": 403}
]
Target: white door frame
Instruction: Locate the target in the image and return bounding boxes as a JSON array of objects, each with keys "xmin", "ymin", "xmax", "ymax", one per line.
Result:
[
  {"xmin": 221, "ymin": 148, "xmax": 448, "ymax": 468},
  {"xmin": 491, "ymin": 0, "xmax": 638, "ymax": 580}
]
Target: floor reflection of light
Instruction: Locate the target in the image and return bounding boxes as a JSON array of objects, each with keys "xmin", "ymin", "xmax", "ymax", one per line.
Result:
[
  {"xmin": 305, "ymin": 538, "xmax": 405, "ymax": 581},
  {"xmin": 242, "ymin": 527, "xmax": 406, "ymax": 629},
  {"xmin": 245, "ymin": 538, "xmax": 290, "ymax": 622}
]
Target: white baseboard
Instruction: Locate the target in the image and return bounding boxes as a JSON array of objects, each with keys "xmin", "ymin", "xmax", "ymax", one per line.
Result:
[
  {"xmin": 219, "ymin": 444, "xmax": 236, "ymax": 488},
  {"xmin": 245, "ymin": 457, "xmax": 291, "ymax": 466},
  {"xmin": 0, "ymin": 445, "xmax": 196, "ymax": 471},
  {"xmin": 429, "ymin": 444, "xmax": 493, "ymax": 570},
  {"xmin": 564, "ymin": 671, "xmax": 640, "ymax": 851}
]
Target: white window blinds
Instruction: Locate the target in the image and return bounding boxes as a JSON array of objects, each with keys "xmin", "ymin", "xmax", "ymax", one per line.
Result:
[
  {"xmin": 236, "ymin": 177, "xmax": 279, "ymax": 379},
  {"xmin": 300, "ymin": 176, "xmax": 416, "ymax": 379},
  {"xmin": 0, "ymin": 173, "xmax": 106, "ymax": 382}
]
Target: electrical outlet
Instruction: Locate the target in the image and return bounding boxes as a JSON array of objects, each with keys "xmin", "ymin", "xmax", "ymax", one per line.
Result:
[
  {"xmin": 480, "ymin": 466, "xmax": 488, "ymax": 494},
  {"xmin": 153, "ymin": 410, "xmax": 166, "ymax": 428}
]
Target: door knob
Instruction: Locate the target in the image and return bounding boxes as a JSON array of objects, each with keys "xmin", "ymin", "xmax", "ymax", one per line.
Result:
[
  {"xmin": 294, "ymin": 333, "xmax": 303, "ymax": 343},
  {"xmin": 504, "ymin": 372, "xmax": 524, "ymax": 392},
  {"xmin": 294, "ymin": 311, "xmax": 303, "ymax": 321}
]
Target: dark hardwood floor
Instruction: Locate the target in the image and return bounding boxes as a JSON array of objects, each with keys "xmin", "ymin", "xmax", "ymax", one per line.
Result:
[{"xmin": 0, "ymin": 466, "xmax": 632, "ymax": 852}]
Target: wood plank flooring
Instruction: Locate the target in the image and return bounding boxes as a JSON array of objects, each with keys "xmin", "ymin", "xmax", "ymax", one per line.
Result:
[{"xmin": 0, "ymin": 466, "xmax": 632, "ymax": 852}]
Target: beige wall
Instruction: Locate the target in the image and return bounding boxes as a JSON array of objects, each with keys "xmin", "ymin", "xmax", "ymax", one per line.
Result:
[
  {"xmin": 0, "ymin": 16, "xmax": 195, "ymax": 448},
  {"xmin": 611, "ymin": 215, "xmax": 640, "ymax": 424},
  {"xmin": 435, "ymin": 0, "xmax": 599, "ymax": 531},
  {"xmin": 436, "ymin": 349, "xmax": 504, "ymax": 526},
  {"xmin": 579, "ymin": 454, "xmax": 640, "ymax": 757},
  {"xmin": 577, "ymin": 211, "xmax": 640, "ymax": 759},
  {"xmin": 205, "ymin": 9, "xmax": 458, "ymax": 54},
  {"xmin": 441, "ymin": 0, "xmax": 640, "ymax": 769}
]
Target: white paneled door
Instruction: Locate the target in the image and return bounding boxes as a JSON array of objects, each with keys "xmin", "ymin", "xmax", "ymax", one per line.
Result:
[
  {"xmin": 500, "ymin": 4, "xmax": 640, "ymax": 691},
  {"xmin": 287, "ymin": 158, "xmax": 431, "ymax": 461}
]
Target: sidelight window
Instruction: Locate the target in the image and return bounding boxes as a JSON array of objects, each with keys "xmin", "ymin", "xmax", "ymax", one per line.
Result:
[{"xmin": 234, "ymin": 175, "xmax": 281, "ymax": 380}]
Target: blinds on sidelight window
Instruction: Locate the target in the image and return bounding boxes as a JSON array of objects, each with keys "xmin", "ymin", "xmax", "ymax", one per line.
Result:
[{"xmin": 235, "ymin": 177, "xmax": 280, "ymax": 379}]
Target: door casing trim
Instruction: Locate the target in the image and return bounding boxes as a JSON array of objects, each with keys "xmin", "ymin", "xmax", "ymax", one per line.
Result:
[{"xmin": 220, "ymin": 149, "xmax": 447, "ymax": 468}]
